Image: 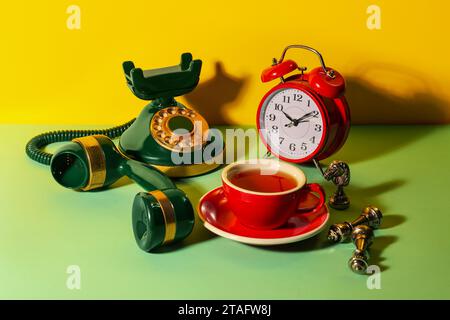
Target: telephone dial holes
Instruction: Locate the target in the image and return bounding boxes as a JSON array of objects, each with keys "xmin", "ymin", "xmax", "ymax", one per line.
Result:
[
  {"xmin": 168, "ymin": 107, "xmax": 178, "ymax": 115},
  {"xmin": 156, "ymin": 131, "xmax": 165, "ymax": 138},
  {"xmin": 150, "ymin": 106, "xmax": 209, "ymax": 151},
  {"xmin": 170, "ymin": 137, "xmax": 180, "ymax": 145}
]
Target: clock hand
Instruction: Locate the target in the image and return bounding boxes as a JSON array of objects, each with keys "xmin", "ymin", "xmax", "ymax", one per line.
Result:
[
  {"xmin": 294, "ymin": 111, "xmax": 315, "ymax": 123},
  {"xmin": 289, "ymin": 111, "xmax": 317, "ymax": 127},
  {"xmin": 281, "ymin": 110, "xmax": 295, "ymax": 122},
  {"xmin": 285, "ymin": 111, "xmax": 316, "ymax": 128},
  {"xmin": 285, "ymin": 120, "xmax": 309, "ymax": 128}
]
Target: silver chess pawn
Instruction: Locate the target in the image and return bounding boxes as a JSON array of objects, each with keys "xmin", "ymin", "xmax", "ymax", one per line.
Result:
[
  {"xmin": 328, "ymin": 206, "xmax": 383, "ymax": 243},
  {"xmin": 348, "ymin": 225, "xmax": 374, "ymax": 275}
]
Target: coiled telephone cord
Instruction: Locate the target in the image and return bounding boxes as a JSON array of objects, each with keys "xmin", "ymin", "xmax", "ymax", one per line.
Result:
[{"xmin": 25, "ymin": 119, "xmax": 136, "ymax": 165}]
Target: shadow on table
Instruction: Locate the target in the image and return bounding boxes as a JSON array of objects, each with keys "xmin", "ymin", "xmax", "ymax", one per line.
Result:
[
  {"xmin": 152, "ymin": 175, "xmax": 408, "ymax": 253},
  {"xmin": 369, "ymin": 235, "xmax": 398, "ymax": 272},
  {"xmin": 251, "ymin": 179, "xmax": 406, "ymax": 254},
  {"xmin": 334, "ymin": 123, "xmax": 437, "ymax": 165},
  {"xmin": 337, "ymin": 179, "xmax": 406, "ymax": 215},
  {"xmin": 250, "ymin": 226, "xmax": 400, "ymax": 274}
]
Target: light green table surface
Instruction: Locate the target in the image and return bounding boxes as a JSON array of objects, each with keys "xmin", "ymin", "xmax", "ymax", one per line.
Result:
[{"xmin": 1, "ymin": 124, "xmax": 449, "ymax": 299}]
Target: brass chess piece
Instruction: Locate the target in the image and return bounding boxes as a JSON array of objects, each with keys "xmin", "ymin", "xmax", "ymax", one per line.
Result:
[
  {"xmin": 313, "ymin": 159, "xmax": 350, "ymax": 210},
  {"xmin": 328, "ymin": 206, "xmax": 383, "ymax": 243},
  {"xmin": 348, "ymin": 225, "xmax": 374, "ymax": 275}
]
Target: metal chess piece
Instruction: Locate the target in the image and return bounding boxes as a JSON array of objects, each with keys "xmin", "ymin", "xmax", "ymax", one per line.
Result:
[
  {"xmin": 323, "ymin": 161, "xmax": 350, "ymax": 210},
  {"xmin": 348, "ymin": 251, "xmax": 369, "ymax": 275},
  {"xmin": 348, "ymin": 225, "xmax": 374, "ymax": 275},
  {"xmin": 313, "ymin": 159, "xmax": 350, "ymax": 210},
  {"xmin": 328, "ymin": 205, "xmax": 383, "ymax": 243},
  {"xmin": 328, "ymin": 221, "xmax": 353, "ymax": 243}
]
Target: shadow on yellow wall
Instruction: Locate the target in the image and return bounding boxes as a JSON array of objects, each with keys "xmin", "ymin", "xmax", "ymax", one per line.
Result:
[
  {"xmin": 347, "ymin": 63, "xmax": 449, "ymax": 124},
  {"xmin": 185, "ymin": 61, "xmax": 450, "ymax": 126},
  {"xmin": 2, "ymin": 1, "xmax": 449, "ymax": 125},
  {"xmin": 184, "ymin": 62, "xmax": 248, "ymax": 125}
]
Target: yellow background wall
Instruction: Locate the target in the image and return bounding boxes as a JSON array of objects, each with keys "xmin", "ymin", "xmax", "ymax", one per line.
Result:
[{"xmin": 1, "ymin": 0, "xmax": 449, "ymax": 125}]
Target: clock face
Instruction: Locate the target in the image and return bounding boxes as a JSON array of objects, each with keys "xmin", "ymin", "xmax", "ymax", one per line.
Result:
[{"xmin": 259, "ymin": 87, "xmax": 326, "ymax": 161}]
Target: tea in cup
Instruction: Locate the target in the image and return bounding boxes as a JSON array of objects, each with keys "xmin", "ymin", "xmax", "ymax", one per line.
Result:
[{"xmin": 221, "ymin": 159, "xmax": 325, "ymax": 230}]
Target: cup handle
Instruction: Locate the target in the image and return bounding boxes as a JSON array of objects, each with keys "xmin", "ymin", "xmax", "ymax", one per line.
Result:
[{"xmin": 297, "ymin": 183, "xmax": 326, "ymax": 214}]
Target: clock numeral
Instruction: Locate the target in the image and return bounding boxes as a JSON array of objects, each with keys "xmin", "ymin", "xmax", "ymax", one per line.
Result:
[
  {"xmin": 307, "ymin": 100, "xmax": 311, "ymax": 107},
  {"xmin": 272, "ymin": 125, "xmax": 279, "ymax": 133},
  {"xmin": 283, "ymin": 96, "xmax": 290, "ymax": 103},
  {"xmin": 314, "ymin": 124, "xmax": 322, "ymax": 132},
  {"xmin": 310, "ymin": 136, "xmax": 316, "ymax": 144},
  {"xmin": 279, "ymin": 137, "xmax": 285, "ymax": 144},
  {"xmin": 312, "ymin": 111, "xmax": 319, "ymax": 118},
  {"xmin": 289, "ymin": 143, "xmax": 296, "ymax": 151},
  {"xmin": 274, "ymin": 103, "xmax": 283, "ymax": 111},
  {"xmin": 268, "ymin": 113, "xmax": 276, "ymax": 121},
  {"xmin": 301, "ymin": 142, "xmax": 307, "ymax": 151},
  {"xmin": 293, "ymin": 94, "xmax": 303, "ymax": 102}
]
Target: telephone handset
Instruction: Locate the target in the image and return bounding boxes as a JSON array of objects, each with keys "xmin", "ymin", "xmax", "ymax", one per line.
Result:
[
  {"xmin": 51, "ymin": 135, "xmax": 194, "ymax": 251},
  {"xmin": 25, "ymin": 53, "xmax": 220, "ymax": 252}
]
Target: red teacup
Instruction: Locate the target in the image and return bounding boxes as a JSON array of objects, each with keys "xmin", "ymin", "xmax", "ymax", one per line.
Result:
[{"xmin": 222, "ymin": 159, "xmax": 325, "ymax": 230}]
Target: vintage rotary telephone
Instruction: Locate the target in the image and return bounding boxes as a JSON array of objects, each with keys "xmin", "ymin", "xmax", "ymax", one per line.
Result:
[
  {"xmin": 121, "ymin": 53, "xmax": 223, "ymax": 177},
  {"xmin": 26, "ymin": 53, "xmax": 222, "ymax": 252}
]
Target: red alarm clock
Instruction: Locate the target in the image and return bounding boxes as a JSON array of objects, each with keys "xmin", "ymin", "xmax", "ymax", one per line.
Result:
[{"xmin": 257, "ymin": 45, "xmax": 350, "ymax": 163}]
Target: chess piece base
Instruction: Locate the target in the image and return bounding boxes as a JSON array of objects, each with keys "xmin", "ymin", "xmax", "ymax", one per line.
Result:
[
  {"xmin": 348, "ymin": 257, "xmax": 368, "ymax": 274},
  {"xmin": 329, "ymin": 194, "xmax": 350, "ymax": 210}
]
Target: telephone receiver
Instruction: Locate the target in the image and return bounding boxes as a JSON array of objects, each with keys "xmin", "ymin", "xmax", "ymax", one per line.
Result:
[{"xmin": 50, "ymin": 135, "xmax": 194, "ymax": 252}]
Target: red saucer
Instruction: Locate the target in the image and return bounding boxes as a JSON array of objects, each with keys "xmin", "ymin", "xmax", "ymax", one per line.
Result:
[{"xmin": 198, "ymin": 187, "xmax": 329, "ymax": 246}]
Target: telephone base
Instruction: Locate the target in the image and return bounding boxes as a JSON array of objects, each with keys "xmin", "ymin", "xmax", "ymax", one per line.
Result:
[{"xmin": 153, "ymin": 160, "xmax": 223, "ymax": 178}]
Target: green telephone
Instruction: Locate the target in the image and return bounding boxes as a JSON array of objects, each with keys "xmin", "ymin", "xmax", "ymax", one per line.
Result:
[
  {"xmin": 25, "ymin": 53, "xmax": 223, "ymax": 252},
  {"xmin": 121, "ymin": 52, "xmax": 223, "ymax": 177}
]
